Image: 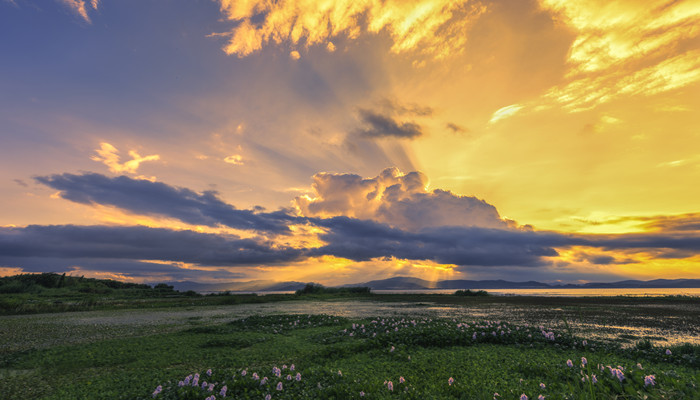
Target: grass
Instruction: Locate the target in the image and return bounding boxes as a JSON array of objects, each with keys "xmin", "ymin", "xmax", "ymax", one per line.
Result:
[
  {"xmin": 1, "ymin": 310, "xmax": 698, "ymax": 399},
  {"xmin": 1, "ymin": 279, "xmax": 698, "ymax": 399}
]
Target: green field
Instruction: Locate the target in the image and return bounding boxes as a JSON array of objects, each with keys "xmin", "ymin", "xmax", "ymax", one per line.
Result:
[{"xmin": 1, "ymin": 274, "xmax": 698, "ymax": 399}]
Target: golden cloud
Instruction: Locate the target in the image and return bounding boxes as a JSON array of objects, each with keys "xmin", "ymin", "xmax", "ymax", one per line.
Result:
[
  {"xmin": 91, "ymin": 142, "xmax": 160, "ymax": 175},
  {"xmin": 214, "ymin": 0, "xmax": 488, "ymax": 59},
  {"xmin": 223, "ymin": 154, "xmax": 244, "ymax": 165},
  {"xmin": 59, "ymin": 0, "xmax": 98, "ymax": 23},
  {"xmin": 539, "ymin": 0, "xmax": 700, "ymax": 111}
]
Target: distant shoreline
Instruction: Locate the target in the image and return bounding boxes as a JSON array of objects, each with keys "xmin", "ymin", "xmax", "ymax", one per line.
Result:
[{"xmin": 200, "ymin": 287, "xmax": 700, "ymax": 297}]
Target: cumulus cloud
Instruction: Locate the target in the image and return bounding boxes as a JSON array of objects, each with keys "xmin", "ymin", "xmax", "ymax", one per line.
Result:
[
  {"xmin": 18, "ymin": 169, "xmax": 700, "ymax": 277},
  {"xmin": 355, "ymin": 110, "xmax": 423, "ymax": 139},
  {"xmin": 296, "ymin": 167, "xmax": 507, "ymax": 231},
  {"xmin": 35, "ymin": 173, "xmax": 298, "ymax": 234},
  {"xmin": 91, "ymin": 142, "xmax": 160, "ymax": 175},
  {"xmin": 213, "ymin": 0, "xmax": 488, "ymax": 58}
]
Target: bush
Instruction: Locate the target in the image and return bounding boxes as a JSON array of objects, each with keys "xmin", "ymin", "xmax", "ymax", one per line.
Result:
[
  {"xmin": 295, "ymin": 283, "xmax": 371, "ymax": 295},
  {"xmin": 454, "ymin": 289, "xmax": 489, "ymax": 296}
]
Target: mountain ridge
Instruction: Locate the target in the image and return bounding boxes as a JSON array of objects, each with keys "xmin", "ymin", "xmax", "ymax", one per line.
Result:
[{"xmin": 163, "ymin": 276, "xmax": 700, "ymax": 292}]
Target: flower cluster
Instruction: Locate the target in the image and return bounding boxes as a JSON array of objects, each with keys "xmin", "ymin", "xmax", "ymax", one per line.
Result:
[
  {"xmin": 155, "ymin": 364, "xmax": 303, "ymax": 399},
  {"xmin": 335, "ymin": 316, "xmax": 577, "ymax": 350}
]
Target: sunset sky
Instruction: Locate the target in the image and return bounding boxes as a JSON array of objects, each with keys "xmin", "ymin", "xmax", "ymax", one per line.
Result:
[{"xmin": 1, "ymin": 0, "xmax": 699, "ymax": 286}]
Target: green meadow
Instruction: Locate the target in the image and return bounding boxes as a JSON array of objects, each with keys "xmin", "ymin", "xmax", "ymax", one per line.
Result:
[{"xmin": 0, "ymin": 274, "xmax": 699, "ymax": 399}]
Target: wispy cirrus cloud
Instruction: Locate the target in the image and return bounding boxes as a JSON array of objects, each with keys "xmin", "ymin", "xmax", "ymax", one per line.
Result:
[
  {"xmin": 59, "ymin": 0, "xmax": 99, "ymax": 23},
  {"xmin": 538, "ymin": 0, "xmax": 700, "ymax": 111},
  {"xmin": 212, "ymin": 0, "xmax": 488, "ymax": 59}
]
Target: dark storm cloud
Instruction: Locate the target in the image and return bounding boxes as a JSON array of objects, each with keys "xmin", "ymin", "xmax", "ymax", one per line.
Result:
[
  {"xmin": 312, "ymin": 217, "xmax": 700, "ymax": 267},
  {"xmin": 588, "ymin": 232, "xmax": 700, "ymax": 252},
  {"xmin": 356, "ymin": 109, "xmax": 423, "ymax": 139},
  {"xmin": 0, "ymin": 225, "xmax": 304, "ymax": 266},
  {"xmin": 14, "ymin": 173, "xmax": 700, "ymax": 272},
  {"xmin": 312, "ymin": 217, "xmax": 560, "ymax": 267},
  {"xmin": 35, "ymin": 173, "xmax": 300, "ymax": 234}
]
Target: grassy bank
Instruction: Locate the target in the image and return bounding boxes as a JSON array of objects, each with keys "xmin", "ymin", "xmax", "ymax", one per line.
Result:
[
  {"xmin": 1, "ymin": 274, "xmax": 699, "ymax": 398},
  {"xmin": 1, "ymin": 312, "xmax": 697, "ymax": 399}
]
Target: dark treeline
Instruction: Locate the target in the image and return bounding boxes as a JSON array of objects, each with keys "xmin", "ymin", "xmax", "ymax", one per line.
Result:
[
  {"xmin": 295, "ymin": 283, "xmax": 371, "ymax": 295},
  {"xmin": 0, "ymin": 272, "xmax": 187, "ymax": 296}
]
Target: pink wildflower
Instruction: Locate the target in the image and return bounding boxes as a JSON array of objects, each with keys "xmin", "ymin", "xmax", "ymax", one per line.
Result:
[
  {"xmin": 520, "ymin": 394, "xmax": 528, "ymax": 400},
  {"xmin": 152, "ymin": 385, "xmax": 162, "ymax": 398},
  {"xmin": 265, "ymin": 395, "xmax": 271, "ymax": 400},
  {"xmin": 387, "ymin": 381, "xmax": 394, "ymax": 391},
  {"xmin": 665, "ymin": 349, "xmax": 672, "ymax": 355},
  {"xmin": 566, "ymin": 359, "xmax": 573, "ymax": 368},
  {"xmin": 399, "ymin": 376, "xmax": 405, "ymax": 384},
  {"xmin": 276, "ymin": 382, "xmax": 283, "ymax": 391},
  {"xmin": 448, "ymin": 377, "xmax": 454, "ymax": 386},
  {"xmin": 539, "ymin": 383, "xmax": 545, "ymax": 389},
  {"xmin": 644, "ymin": 375, "xmax": 656, "ymax": 387},
  {"xmin": 360, "ymin": 391, "xmax": 365, "ymax": 397},
  {"xmin": 581, "ymin": 357, "xmax": 587, "ymax": 366}
]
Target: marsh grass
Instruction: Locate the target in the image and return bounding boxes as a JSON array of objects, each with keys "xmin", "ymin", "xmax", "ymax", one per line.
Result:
[{"xmin": 1, "ymin": 312, "xmax": 698, "ymax": 399}]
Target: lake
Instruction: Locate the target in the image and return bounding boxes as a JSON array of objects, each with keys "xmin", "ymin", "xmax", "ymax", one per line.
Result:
[
  {"xmin": 253, "ymin": 288, "xmax": 700, "ymax": 297},
  {"xmin": 372, "ymin": 288, "xmax": 700, "ymax": 297}
]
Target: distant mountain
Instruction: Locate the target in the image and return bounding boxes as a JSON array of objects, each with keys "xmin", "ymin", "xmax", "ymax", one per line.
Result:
[
  {"xmin": 435, "ymin": 279, "xmax": 550, "ymax": 289},
  {"xmin": 574, "ymin": 279, "xmax": 700, "ymax": 289},
  {"xmin": 346, "ymin": 277, "xmax": 552, "ymax": 290},
  {"xmin": 344, "ymin": 276, "xmax": 700, "ymax": 290},
  {"xmin": 162, "ymin": 277, "xmax": 700, "ymax": 293},
  {"xmin": 350, "ymin": 276, "xmax": 433, "ymax": 290}
]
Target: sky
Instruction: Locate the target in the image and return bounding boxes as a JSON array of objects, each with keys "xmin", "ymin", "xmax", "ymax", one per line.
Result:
[{"xmin": 1, "ymin": 0, "xmax": 699, "ymax": 286}]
